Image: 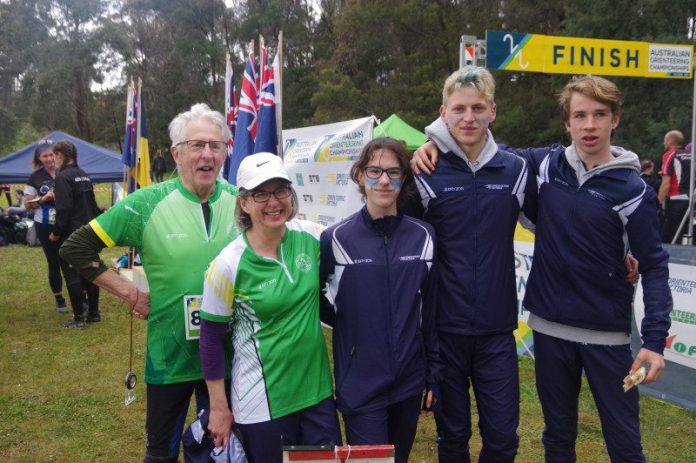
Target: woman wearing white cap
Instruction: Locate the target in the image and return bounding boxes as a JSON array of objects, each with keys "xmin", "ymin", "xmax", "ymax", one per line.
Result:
[{"xmin": 198, "ymin": 152, "xmax": 341, "ymax": 462}]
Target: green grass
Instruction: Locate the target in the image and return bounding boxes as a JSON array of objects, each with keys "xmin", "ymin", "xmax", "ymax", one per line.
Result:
[{"xmin": 1, "ymin": 244, "xmax": 695, "ymax": 462}]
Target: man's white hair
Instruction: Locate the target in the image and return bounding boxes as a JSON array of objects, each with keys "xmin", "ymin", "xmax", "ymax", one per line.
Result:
[{"xmin": 168, "ymin": 103, "xmax": 231, "ymax": 147}]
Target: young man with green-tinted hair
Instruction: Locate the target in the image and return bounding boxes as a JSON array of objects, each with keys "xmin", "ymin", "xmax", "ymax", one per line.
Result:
[{"xmin": 411, "ymin": 66, "xmax": 534, "ymax": 462}]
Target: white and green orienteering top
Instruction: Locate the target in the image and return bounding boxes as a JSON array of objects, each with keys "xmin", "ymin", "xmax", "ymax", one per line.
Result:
[
  {"xmin": 201, "ymin": 219, "xmax": 334, "ymax": 424},
  {"xmin": 90, "ymin": 178, "xmax": 239, "ymax": 384}
]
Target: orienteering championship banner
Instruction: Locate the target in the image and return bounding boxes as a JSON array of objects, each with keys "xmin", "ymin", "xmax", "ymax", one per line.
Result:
[
  {"xmin": 635, "ymin": 261, "xmax": 696, "ymax": 370},
  {"xmin": 282, "ymin": 117, "xmax": 373, "ymax": 226},
  {"xmin": 514, "ymin": 226, "xmax": 535, "ymax": 356},
  {"xmin": 633, "ymin": 247, "xmax": 696, "ymax": 410}
]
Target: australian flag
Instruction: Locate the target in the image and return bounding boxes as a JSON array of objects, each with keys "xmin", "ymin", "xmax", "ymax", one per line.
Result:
[
  {"xmin": 222, "ymin": 53, "xmax": 239, "ymax": 180},
  {"xmin": 255, "ymin": 52, "xmax": 278, "ymax": 154},
  {"xmin": 227, "ymin": 51, "xmax": 258, "ymax": 184}
]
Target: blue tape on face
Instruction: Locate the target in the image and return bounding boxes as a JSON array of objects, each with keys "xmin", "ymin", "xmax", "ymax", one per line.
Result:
[
  {"xmin": 365, "ymin": 177, "xmax": 380, "ymax": 189},
  {"xmin": 446, "ymin": 114, "xmax": 491, "ymax": 128},
  {"xmin": 365, "ymin": 176, "xmax": 402, "ymax": 190}
]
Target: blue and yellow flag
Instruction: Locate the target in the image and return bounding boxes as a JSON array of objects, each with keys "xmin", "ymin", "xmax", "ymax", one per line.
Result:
[{"xmin": 135, "ymin": 85, "xmax": 151, "ymax": 188}]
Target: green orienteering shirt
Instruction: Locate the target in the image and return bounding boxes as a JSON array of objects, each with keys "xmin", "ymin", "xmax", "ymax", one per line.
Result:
[
  {"xmin": 90, "ymin": 178, "xmax": 239, "ymax": 384},
  {"xmin": 201, "ymin": 219, "xmax": 334, "ymax": 424}
]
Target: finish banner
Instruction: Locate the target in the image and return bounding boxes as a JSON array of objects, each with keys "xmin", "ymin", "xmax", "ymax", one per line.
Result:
[
  {"xmin": 486, "ymin": 30, "xmax": 693, "ymax": 79},
  {"xmin": 282, "ymin": 117, "xmax": 373, "ymax": 226}
]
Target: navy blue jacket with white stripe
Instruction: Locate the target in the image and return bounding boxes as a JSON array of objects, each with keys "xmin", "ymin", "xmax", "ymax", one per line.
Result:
[
  {"xmin": 512, "ymin": 144, "xmax": 672, "ymax": 354},
  {"xmin": 320, "ymin": 207, "xmax": 442, "ymax": 414},
  {"xmin": 414, "ymin": 144, "xmax": 533, "ymax": 336}
]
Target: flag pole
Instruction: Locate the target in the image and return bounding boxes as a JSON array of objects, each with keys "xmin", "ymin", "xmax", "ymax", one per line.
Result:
[
  {"xmin": 223, "ymin": 51, "xmax": 232, "ymax": 181},
  {"xmin": 259, "ymin": 34, "xmax": 265, "ymax": 74},
  {"xmin": 124, "ymin": 78, "xmax": 134, "ymax": 197},
  {"xmin": 128, "ymin": 78, "xmax": 144, "ymax": 270},
  {"xmin": 259, "ymin": 35, "xmax": 265, "ymax": 112},
  {"xmin": 277, "ymin": 30, "xmax": 284, "ymax": 158},
  {"xmin": 135, "ymin": 78, "xmax": 143, "ymax": 194}
]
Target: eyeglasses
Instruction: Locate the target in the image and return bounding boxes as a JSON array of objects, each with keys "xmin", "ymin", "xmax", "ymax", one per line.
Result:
[
  {"xmin": 177, "ymin": 140, "xmax": 226, "ymax": 154},
  {"xmin": 38, "ymin": 139, "xmax": 54, "ymax": 145},
  {"xmin": 250, "ymin": 186, "xmax": 292, "ymax": 203},
  {"xmin": 363, "ymin": 166, "xmax": 404, "ymax": 180}
]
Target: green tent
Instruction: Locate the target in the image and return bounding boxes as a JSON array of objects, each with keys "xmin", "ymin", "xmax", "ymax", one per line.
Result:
[{"xmin": 373, "ymin": 114, "xmax": 427, "ymax": 151}]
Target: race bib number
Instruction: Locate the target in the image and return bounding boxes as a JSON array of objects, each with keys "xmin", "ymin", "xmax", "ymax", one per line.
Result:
[{"xmin": 183, "ymin": 295, "xmax": 202, "ymax": 340}]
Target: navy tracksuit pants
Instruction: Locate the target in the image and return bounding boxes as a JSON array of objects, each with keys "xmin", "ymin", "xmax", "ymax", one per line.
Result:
[
  {"xmin": 435, "ymin": 332, "xmax": 520, "ymax": 463},
  {"xmin": 235, "ymin": 396, "xmax": 341, "ymax": 463},
  {"xmin": 534, "ymin": 331, "xmax": 645, "ymax": 463},
  {"xmin": 342, "ymin": 394, "xmax": 422, "ymax": 463}
]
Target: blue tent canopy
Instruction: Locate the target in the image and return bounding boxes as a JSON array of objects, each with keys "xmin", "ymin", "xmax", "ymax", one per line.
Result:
[{"xmin": 0, "ymin": 131, "xmax": 124, "ymax": 184}]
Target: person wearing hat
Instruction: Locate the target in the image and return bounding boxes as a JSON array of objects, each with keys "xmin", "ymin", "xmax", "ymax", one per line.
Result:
[
  {"xmin": 60, "ymin": 103, "xmax": 240, "ymax": 461},
  {"xmin": 23, "ymin": 138, "xmax": 68, "ymax": 314},
  {"xmin": 199, "ymin": 152, "xmax": 341, "ymax": 463}
]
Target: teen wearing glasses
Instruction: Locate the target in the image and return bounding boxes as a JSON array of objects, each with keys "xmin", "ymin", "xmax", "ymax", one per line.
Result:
[
  {"xmin": 319, "ymin": 138, "xmax": 442, "ymax": 463},
  {"xmin": 199, "ymin": 152, "xmax": 341, "ymax": 463}
]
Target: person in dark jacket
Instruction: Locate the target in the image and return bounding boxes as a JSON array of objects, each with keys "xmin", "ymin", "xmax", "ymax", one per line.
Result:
[
  {"xmin": 49, "ymin": 140, "xmax": 102, "ymax": 327},
  {"xmin": 514, "ymin": 75, "xmax": 671, "ymax": 463},
  {"xmin": 320, "ymin": 137, "xmax": 442, "ymax": 463},
  {"xmin": 152, "ymin": 150, "xmax": 167, "ymax": 183},
  {"xmin": 640, "ymin": 160, "xmax": 661, "ymax": 194},
  {"xmin": 411, "ymin": 66, "xmax": 535, "ymax": 463},
  {"xmin": 23, "ymin": 139, "xmax": 68, "ymax": 313},
  {"xmin": 412, "ymin": 75, "xmax": 671, "ymax": 463}
]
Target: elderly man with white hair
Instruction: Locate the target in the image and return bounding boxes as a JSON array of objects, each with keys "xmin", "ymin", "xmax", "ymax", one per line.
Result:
[{"xmin": 60, "ymin": 103, "xmax": 240, "ymax": 462}]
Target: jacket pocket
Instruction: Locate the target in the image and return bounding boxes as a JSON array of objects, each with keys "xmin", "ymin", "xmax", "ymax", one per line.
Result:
[{"xmin": 335, "ymin": 345, "xmax": 356, "ymax": 394}]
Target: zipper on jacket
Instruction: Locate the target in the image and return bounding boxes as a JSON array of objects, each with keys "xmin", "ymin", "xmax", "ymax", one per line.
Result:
[
  {"xmin": 262, "ymin": 242, "xmax": 295, "ymax": 284},
  {"xmin": 383, "ymin": 233, "xmax": 395, "ymax": 382},
  {"xmin": 472, "ymin": 169, "xmax": 478, "ymax": 328},
  {"xmin": 560, "ymin": 164, "xmax": 584, "ymax": 320},
  {"xmin": 208, "ymin": 204, "xmax": 214, "ymax": 240},
  {"xmin": 198, "ymin": 202, "xmax": 210, "ymax": 241}
]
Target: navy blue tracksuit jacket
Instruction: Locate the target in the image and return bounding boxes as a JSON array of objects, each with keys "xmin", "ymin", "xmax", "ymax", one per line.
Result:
[
  {"xmin": 513, "ymin": 145, "xmax": 672, "ymax": 352},
  {"xmin": 320, "ymin": 208, "xmax": 442, "ymax": 414},
  {"xmin": 415, "ymin": 148, "xmax": 533, "ymax": 335}
]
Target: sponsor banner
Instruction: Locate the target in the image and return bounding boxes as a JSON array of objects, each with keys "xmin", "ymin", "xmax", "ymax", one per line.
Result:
[
  {"xmin": 635, "ymin": 262, "xmax": 696, "ymax": 370},
  {"xmin": 486, "ymin": 30, "xmax": 694, "ymax": 79},
  {"xmin": 514, "ymin": 225, "xmax": 535, "ymax": 356},
  {"xmin": 283, "ymin": 117, "xmax": 372, "ymax": 226}
]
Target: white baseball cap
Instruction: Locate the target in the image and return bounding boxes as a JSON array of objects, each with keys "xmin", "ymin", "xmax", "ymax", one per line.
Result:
[{"xmin": 236, "ymin": 152, "xmax": 290, "ymax": 190}]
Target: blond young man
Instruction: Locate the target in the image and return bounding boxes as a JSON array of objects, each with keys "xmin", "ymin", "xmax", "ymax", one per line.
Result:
[{"xmin": 411, "ymin": 66, "xmax": 534, "ymax": 462}]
